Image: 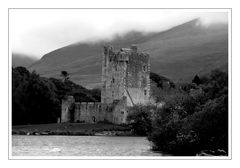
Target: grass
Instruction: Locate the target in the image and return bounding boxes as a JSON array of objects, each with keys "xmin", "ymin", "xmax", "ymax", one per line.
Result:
[{"xmin": 12, "ymin": 123, "xmax": 132, "ymax": 136}]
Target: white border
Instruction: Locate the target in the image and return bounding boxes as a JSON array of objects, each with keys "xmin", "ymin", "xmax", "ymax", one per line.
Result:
[{"xmin": 8, "ymin": 8, "xmax": 232, "ymax": 160}]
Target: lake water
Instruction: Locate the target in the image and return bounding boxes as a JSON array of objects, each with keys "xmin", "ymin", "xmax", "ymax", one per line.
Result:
[{"xmin": 12, "ymin": 135, "xmax": 162, "ymax": 156}]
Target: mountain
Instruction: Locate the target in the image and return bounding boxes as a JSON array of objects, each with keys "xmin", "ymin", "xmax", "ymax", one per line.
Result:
[
  {"xmin": 12, "ymin": 53, "xmax": 38, "ymax": 68},
  {"xmin": 29, "ymin": 19, "xmax": 228, "ymax": 88}
]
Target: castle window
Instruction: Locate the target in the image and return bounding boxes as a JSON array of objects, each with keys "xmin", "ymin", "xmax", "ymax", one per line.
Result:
[
  {"xmin": 144, "ymin": 89, "xmax": 147, "ymax": 96},
  {"xmin": 121, "ymin": 111, "xmax": 124, "ymax": 114},
  {"xmin": 112, "ymin": 78, "xmax": 115, "ymax": 83},
  {"xmin": 112, "ymin": 91, "xmax": 114, "ymax": 97},
  {"xmin": 143, "ymin": 65, "xmax": 147, "ymax": 72}
]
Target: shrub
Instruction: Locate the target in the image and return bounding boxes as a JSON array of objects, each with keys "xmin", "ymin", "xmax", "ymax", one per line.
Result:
[{"xmin": 127, "ymin": 105, "xmax": 154, "ymax": 136}]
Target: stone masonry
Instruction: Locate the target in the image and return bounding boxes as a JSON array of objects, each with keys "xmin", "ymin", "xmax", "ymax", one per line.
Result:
[{"xmin": 61, "ymin": 45, "xmax": 150, "ymax": 124}]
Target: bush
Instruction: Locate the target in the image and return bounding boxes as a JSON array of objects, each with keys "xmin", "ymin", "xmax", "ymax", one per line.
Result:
[{"xmin": 127, "ymin": 105, "xmax": 154, "ymax": 136}]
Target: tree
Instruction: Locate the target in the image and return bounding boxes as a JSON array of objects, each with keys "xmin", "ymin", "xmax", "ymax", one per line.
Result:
[
  {"xmin": 12, "ymin": 67, "xmax": 60, "ymax": 125},
  {"xmin": 12, "ymin": 67, "xmax": 101, "ymax": 125},
  {"xmin": 192, "ymin": 74, "xmax": 201, "ymax": 85},
  {"xmin": 61, "ymin": 70, "xmax": 70, "ymax": 82},
  {"xmin": 147, "ymin": 69, "xmax": 228, "ymax": 155},
  {"xmin": 90, "ymin": 88, "xmax": 101, "ymax": 102},
  {"xmin": 22, "ymin": 71, "xmax": 60, "ymax": 124},
  {"xmin": 127, "ymin": 105, "xmax": 154, "ymax": 136},
  {"xmin": 12, "ymin": 67, "xmax": 30, "ymax": 125}
]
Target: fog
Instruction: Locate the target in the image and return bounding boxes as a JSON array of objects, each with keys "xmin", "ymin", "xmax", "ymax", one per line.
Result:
[{"xmin": 9, "ymin": 9, "xmax": 228, "ymax": 59}]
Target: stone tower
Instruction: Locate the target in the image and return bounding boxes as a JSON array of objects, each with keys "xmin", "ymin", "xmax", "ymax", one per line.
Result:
[
  {"xmin": 101, "ymin": 45, "xmax": 150, "ymax": 107},
  {"xmin": 61, "ymin": 44, "xmax": 150, "ymax": 125}
]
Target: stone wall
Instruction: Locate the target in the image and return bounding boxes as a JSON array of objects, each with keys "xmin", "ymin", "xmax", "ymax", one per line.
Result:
[
  {"xmin": 74, "ymin": 102, "xmax": 103, "ymax": 123},
  {"xmin": 61, "ymin": 96, "xmax": 128, "ymax": 124},
  {"xmin": 125, "ymin": 50, "xmax": 150, "ymax": 106},
  {"xmin": 112, "ymin": 96, "xmax": 128, "ymax": 124},
  {"xmin": 101, "ymin": 45, "xmax": 150, "ymax": 107},
  {"xmin": 61, "ymin": 96, "xmax": 75, "ymax": 123},
  {"xmin": 61, "ymin": 96, "xmax": 103, "ymax": 123},
  {"xmin": 101, "ymin": 45, "xmax": 128, "ymax": 104}
]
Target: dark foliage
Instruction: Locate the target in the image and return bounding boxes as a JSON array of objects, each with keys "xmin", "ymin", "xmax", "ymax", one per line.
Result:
[
  {"xmin": 192, "ymin": 74, "xmax": 201, "ymax": 85},
  {"xmin": 12, "ymin": 67, "xmax": 60, "ymax": 125},
  {"xmin": 12, "ymin": 67, "xmax": 101, "ymax": 125},
  {"xmin": 150, "ymin": 72, "xmax": 175, "ymax": 89},
  {"xmin": 61, "ymin": 70, "xmax": 70, "ymax": 81},
  {"xmin": 127, "ymin": 105, "xmax": 154, "ymax": 136},
  {"xmin": 147, "ymin": 69, "xmax": 228, "ymax": 155},
  {"xmin": 90, "ymin": 88, "xmax": 101, "ymax": 102}
]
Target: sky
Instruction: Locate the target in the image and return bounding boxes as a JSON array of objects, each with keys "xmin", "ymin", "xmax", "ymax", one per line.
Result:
[{"xmin": 9, "ymin": 9, "xmax": 228, "ymax": 59}]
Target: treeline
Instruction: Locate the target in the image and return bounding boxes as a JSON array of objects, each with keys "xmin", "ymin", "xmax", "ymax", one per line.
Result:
[
  {"xmin": 127, "ymin": 69, "xmax": 228, "ymax": 156},
  {"xmin": 150, "ymin": 72, "xmax": 175, "ymax": 89},
  {"xmin": 12, "ymin": 67, "xmax": 101, "ymax": 125}
]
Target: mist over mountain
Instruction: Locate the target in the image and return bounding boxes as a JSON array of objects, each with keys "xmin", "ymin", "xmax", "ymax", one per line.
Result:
[
  {"xmin": 29, "ymin": 19, "xmax": 228, "ymax": 88},
  {"xmin": 12, "ymin": 53, "xmax": 38, "ymax": 68}
]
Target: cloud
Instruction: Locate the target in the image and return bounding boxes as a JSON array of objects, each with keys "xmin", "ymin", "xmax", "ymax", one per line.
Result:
[{"xmin": 9, "ymin": 9, "xmax": 228, "ymax": 59}]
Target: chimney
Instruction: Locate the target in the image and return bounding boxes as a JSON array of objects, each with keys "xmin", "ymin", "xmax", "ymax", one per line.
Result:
[{"xmin": 130, "ymin": 44, "xmax": 137, "ymax": 53}]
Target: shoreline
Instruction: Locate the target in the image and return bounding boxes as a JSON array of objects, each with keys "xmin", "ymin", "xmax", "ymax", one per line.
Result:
[
  {"xmin": 12, "ymin": 123, "xmax": 134, "ymax": 136},
  {"xmin": 12, "ymin": 130, "xmax": 134, "ymax": 136}
]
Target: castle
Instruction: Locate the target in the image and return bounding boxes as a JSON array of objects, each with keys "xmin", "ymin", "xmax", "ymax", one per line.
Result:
[{"xmin": 61, "ymin": 45, "xmax": 150, "ymax": 124}]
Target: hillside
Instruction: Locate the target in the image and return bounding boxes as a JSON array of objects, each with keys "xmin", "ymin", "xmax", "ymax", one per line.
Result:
[
  {"xmin": 12, "ymin": 53, "xmax": 38, "ymax": 68},
  {"xmin": 29, "ymin": 19, "xmax": 228, "ymax": 88}
]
